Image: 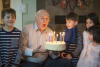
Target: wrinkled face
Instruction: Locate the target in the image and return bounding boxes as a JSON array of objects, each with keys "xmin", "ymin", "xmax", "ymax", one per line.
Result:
[
  {"xmin": 3, "ymin": 13, "xmax": 16, "ymax": 27},
  {"xmin": 36, "ymin": 13, "xmax": 49, "ymax": 31},
  {"xmin": 66, "ymin": 19, "xmax": 77, "ymax": 29},
  {"xmin": 86, "ymin": 18, "xmax": 94, "ymax": 29},
  {"xmin": 88, "ymin": 32, "xmax": 93, "ymax": 42}
]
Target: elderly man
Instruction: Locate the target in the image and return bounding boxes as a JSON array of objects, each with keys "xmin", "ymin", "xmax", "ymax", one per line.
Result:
[{"xmin": 21, "ymin": 9, "xmax": 52, "ymax": 67}]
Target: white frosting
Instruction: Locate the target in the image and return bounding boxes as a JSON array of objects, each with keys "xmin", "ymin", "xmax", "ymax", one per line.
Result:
[{"xmin": 45, "ymin": 41, "xmax": 66, "ymax": 51}]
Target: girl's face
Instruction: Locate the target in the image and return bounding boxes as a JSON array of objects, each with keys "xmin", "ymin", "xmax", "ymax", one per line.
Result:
[
  {"xmin": 88, "ymin": 32, "xmax": 93, "ymax": 42},
  {"xmin": 86, "ymin": 18, "xmax": 94, "ymax": 29}
]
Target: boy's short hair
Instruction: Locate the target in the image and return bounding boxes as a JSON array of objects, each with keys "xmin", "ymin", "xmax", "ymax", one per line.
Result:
[
  {"xmin": 1, "ymin": 8, "xmax": 16, "ymax": 19},
  {"xmin": 66, "ymin": 12, "xmax": 79, "ymax": 22},
  {"xmin": 88, "ymin": 25, "xmax": 100, "ymax": 43}
]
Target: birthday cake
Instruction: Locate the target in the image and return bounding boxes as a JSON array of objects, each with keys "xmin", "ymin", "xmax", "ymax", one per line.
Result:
[{"xmin": 45, "ymin": 41, "xmax": 66, "ymax": 51}]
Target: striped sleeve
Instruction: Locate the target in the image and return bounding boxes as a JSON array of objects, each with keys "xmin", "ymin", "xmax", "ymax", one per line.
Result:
[
  {"xmin": 13, "ymin": 32, "xmax": 23, "ymax": 65},
  {"xmin": 0, "ymin": 55, "xmax": 3, "ymax": 66},
  {"xmin": 0, "ymin": 28, "xmax": 3, "ymax": 66}
]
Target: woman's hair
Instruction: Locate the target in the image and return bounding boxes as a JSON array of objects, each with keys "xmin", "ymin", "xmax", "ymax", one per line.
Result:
[
  {"xmin": 86, "ymin": 13, "xmax": 99, "ymax": 25},
  {"xmin": 87, "ymin": 25, "xmax": 100, "ymax": 43},
  {"xmin": 1, "ymin": 8, "xmax": 16, "ymax": 19}
]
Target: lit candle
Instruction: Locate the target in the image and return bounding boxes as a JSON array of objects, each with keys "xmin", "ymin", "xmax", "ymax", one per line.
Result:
[
  {"xmin": 56, "ymin": 34, "xmax": 58, "ymax": 41},
  {"xmin": 59, "ymin": 32, "xmax": 62, "ymax": 41},
  {"xmin": 48, "ymin": 33, "xmax": 51, "ymax": 42},
  {"xmin": 53, "ymin": 31, "xmax": 55, "ymax": 41},
  {"xmin": 62, "ymin": 32, "xmax": 65, "ymax": 41},
  {"xmin": 51, "ymin": 32, "xmax": 54, "ymax": 42}
]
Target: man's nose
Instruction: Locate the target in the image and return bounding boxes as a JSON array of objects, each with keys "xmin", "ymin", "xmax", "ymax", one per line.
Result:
[{"xmin": 43, "ymin": 19, "xmax": 47, "ymax": 23}]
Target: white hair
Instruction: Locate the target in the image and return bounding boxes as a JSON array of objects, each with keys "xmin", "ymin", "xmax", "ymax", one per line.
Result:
[{"xmin": 35, "ymin": 9, "xmax": 49, "ymax": 19}]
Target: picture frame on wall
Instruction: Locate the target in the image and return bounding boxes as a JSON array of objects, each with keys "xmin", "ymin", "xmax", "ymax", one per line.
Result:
[{"xmin": 2, "ymin": 0, "xmax": 10, "ymax": 9}]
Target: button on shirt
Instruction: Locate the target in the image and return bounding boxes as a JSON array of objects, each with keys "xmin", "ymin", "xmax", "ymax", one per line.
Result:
[{"xmin": 22, "ymin": 23, "xmax": 52, "ymax": 63}]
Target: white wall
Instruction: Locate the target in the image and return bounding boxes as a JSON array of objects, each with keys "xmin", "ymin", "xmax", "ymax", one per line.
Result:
[
  {"xmin": 0, "ymin": 0, "xmax": 3, "ymax": 24},
  {"xmin": 10, "ymin": 0, "xmax": 22, "ymax": 30},
  {"xmin": 22, "ymin": 0, "xmax": 36, "ymax": 27},
  {"xmin": 11, "ymin": 0, "xmax": 36, "ymax": 30}
]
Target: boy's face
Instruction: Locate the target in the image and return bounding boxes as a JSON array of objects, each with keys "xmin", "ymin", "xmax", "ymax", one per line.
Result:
[
  {"xmin": 3, "ymin": 13, "xmax": 16, "ymax": 27},
  {"xmin": 66, "ymin": 19, "xmax": 77, "ymax": 29},
  {"xmin": 86, "ymin": 18, "xmax": 94, "ymax": 29}
]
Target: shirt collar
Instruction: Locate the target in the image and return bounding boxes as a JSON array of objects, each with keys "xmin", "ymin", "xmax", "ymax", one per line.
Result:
[{"xmin": 34, "ymin": 23, "xmax": 38, "ymax": 30}]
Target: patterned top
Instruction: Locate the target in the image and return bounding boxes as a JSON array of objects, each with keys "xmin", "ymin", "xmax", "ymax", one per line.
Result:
[
  {"xmin": 0, "ymin": 27, "xmax": 22, "ymax": 67},
  {"xmin": 77, "ymin": 31, "xmax": 100, "ymax": 67}
]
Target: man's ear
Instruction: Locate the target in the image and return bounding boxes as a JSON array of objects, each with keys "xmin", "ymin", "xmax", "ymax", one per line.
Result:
[{"xmin": 75, "ymin": 21, "xmax": 78, "ymax": 26}]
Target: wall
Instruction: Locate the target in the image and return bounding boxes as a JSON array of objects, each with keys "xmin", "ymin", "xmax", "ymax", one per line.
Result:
[
  {"xmin": 0, "ymin": 0, "xmax": 3, "ymax": 24},
  {"xmin": 10, "ymin": 0, "xmax": 36, "ymax": 30},
  {"xmin": 94, "ymin": 0, "xmax": 100, "ymax": 21},
  {"xmin": 45, "ymin": 0, "xmax": 99, "ymax": 32},
  {"xmin": 11, "ymin": 0, "xmax": 23, "ymax": 30},
  {"xmin": 10, "ymin": 0, "xmax": 100, "ymax": 31},
  {"xmin": 36, "ymin": 0, "xmax": 45, "ymax": 10},
  {"xmin": 22, "ymin": 0, "xmax": 36, "ymax": 27}
]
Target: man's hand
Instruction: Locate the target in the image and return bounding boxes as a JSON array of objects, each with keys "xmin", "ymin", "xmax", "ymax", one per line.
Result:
[
  {"xmin": 11, "ymin": 65, "xmax": 18, "ymax": 67},
  {"xmin": 11, "ymin": 65, "xmax": 16, "ymax": 67},
  {"xmin": 33, "ymin": 46, "xmax": 41, "ymax": 53},
  {"xmin": 49, "ymin": 51, "xmax": 60, "ymax": 59}
]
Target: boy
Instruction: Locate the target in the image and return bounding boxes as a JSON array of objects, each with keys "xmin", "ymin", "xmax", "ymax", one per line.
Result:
[
  {"xmin": 61, "ymin": 12, "xmax": 83, "ymax": 67},
  {"xmin": 0, "ymin": 8, "xmax": 22, "ymax": 67}
]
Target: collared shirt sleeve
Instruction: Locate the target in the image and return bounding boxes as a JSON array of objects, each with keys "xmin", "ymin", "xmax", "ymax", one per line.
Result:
[
  {"xmin": 22, "ymin": 25, "xmax": 34, "ymax": 57},
  {"xmin": 22, "ymin": 27, "xmax": 29, "ymax": 55}
]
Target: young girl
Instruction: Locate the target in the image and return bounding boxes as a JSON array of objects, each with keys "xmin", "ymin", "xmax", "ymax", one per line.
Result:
[
  {"xmin": 77, "ymin": 25, "xmax": 100, "ymax": 67},
  {"xmin": 83, "ymin": 13, "xmax": 99, "ymax": 46},
  {"xmin": 77, "ymin": 13, "xmax": 100, "ymax": 67},
  {"xmin": 78, "ymin": 13, "xmax": 100, "ymax": 60}
]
